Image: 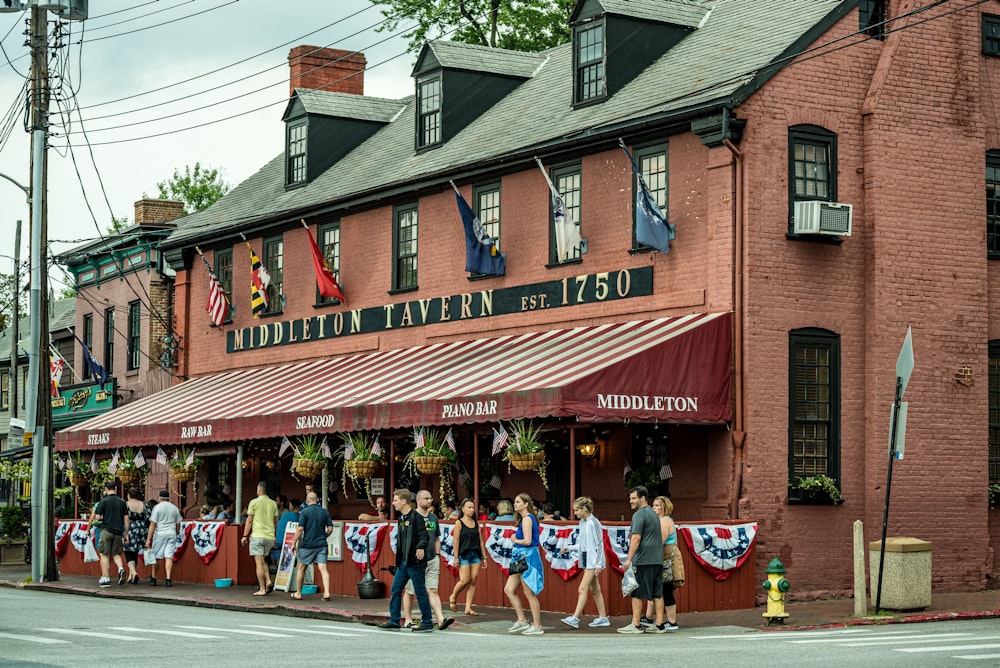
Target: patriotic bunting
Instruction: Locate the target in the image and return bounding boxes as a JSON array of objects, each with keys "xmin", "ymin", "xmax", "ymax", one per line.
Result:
[
  {"xmin": 438, "ymin": 521, "xmax": 458, "ymax": 577},
  {"xmin": 343, "ymin": 522, "xmax": 388, "ymax": 572},
  {"xmin": 483, "ymin": 523, "xmax": 518, "ymax": 574},
  {"xmin": 678, "ymin": 522, "xmax": 758, "ymax": 581},
  {"xmin": 602, "ymin": 525, "xmax": 631, "ymax": 574},
  {"xmin": 539, "ymin": 523, "xmax": 581, "ymax": 581},
  {"xmin": 189, "ymin": 521, "xmax": 225, "ymax": 564}
]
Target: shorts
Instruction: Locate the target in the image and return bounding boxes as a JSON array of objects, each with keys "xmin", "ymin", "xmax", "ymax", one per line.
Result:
[
  {"xmin": 663, "ymin": 580, "xmax": 676, "ymax": 607},
  {"xmin": 458, "ymin": 550, "xmax": 481, "ymax": 566},
  {"xmin": 407, "ymin": 557, "xmax": 439, "ymax": 593},
  {"xmin": 150, "ymin": 534, "xmax": 178, "ymax": 560},
  {"xmin": 631, "ymin": 563, "xmax": 664, "ymax": 600},
  {"xmin": 297, "ymin": 546, "xmax": 327, "ymax": 566},
  {"xmin": 249, "ymin": 537, "xmax": 274, "ymax": 557},
  {"xmin": 97, "ymin": 531, "xmax": 123, "ymax": 556}
]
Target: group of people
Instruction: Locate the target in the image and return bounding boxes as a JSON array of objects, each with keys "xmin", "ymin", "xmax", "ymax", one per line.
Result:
[
  {"xmin": 88, "ymin": 481, "xmax": 184, "ymax": 588},
  {"xmin": 199, "ymin": 503, "xmax": 234, "ymax": 521}
]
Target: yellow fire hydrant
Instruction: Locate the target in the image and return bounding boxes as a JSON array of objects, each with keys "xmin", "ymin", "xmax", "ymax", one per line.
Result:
[{"xmin": 761, "ymin": 557, "xmax": 790, "ymax": 624}]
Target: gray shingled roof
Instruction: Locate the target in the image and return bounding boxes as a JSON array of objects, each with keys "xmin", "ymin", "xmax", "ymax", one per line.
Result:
[
  {"xmin": 592, "ymin": 0, "xmax": 710, "ymax": 27},
  {"xmin": 0, "ymin": 299, "xmax": 75, "ymax": 360},
  {"xmin": 292, "ymin": 89, "xmax": 407, "ymax": 123},
  {"xmin": 414, "ymin": 40, "xmax": 548, "ymax": 79},
  {"xmin": 164, "ymin": 0, "xmax": 847, "ymax": 249}
]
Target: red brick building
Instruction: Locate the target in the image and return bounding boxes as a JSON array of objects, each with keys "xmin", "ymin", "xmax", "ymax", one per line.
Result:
[{"xmin": 57, "ymin": 0, "xmax": 1000, "ymax": 600}]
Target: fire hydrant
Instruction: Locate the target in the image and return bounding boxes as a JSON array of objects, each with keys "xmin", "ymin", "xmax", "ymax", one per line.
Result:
[{"xmin": 761, "ymin": 557, "xmax": 790, "ymax": 624}]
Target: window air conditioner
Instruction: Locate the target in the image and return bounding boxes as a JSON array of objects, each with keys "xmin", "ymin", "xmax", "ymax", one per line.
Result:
[{"xmin": 793, "ymin": 201, "xmax": 852, "ymax": 236}]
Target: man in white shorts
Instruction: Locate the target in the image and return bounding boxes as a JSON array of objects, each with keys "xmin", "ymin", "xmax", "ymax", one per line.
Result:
[
  {"xmin": 145, "ymin": 489, "xmax": 183, "ymax": 587},
  {"xmin": 402, "ymin": 490, "xmax": 453, "ymax": 630}
]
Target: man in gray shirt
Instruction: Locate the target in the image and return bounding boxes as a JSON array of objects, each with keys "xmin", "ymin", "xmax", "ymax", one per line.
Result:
[
  {"xmin": 617, "ymin": 486, "xmax": 664, "ymax": 634},
  {"xmin": 402, "ymin": 490, "xmax": 454, "ymax": 630}
]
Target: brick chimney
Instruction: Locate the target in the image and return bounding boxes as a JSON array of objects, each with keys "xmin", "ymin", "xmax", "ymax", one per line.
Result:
[
  {"xmin": 134, "ymin": 199, "xmax": 185, "ymax": 224},
  {"xmin": 288, "ymin": 45, "xmax": 365, "ymax": 97}
]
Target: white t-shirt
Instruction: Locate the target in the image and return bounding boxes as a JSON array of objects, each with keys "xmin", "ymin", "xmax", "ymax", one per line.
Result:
[{"xmin": 149, "ymin": 501, "xmax": 183, "ymax": 537}]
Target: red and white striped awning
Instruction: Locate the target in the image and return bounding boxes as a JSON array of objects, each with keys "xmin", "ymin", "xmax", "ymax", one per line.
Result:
[{"xmin": 55, "ymin": 313, "xmax": 731, "ymax": 451}]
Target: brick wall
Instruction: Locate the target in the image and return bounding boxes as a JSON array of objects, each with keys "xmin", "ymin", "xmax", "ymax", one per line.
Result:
[
  {"xmin": 288, "ymin": 45, "xmax": 365, "ymax": 97},
  {"xmin": 134, "ymin": 199, "xmax": 184, "ymax": 224}
]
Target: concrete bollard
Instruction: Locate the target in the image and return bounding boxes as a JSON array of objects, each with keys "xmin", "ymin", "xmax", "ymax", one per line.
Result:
[{"xmin": 853, "ymin": 520, "xmax": 866, "ymax": 617}]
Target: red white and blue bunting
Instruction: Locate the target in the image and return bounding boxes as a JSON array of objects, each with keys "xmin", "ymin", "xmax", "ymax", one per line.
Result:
[
  {"xmin": 171, "ymin": 522, "xmax": 194, "ymax": 562},
  {"xmin": 344, "ymin": 522, "xmax": 388, "ymax": 572},
  {"xmin": 677, "ymin": 522, "xmax": 758, "ymax": 581},
  {"xmin": 602, "ymin": 525, "xmax": 631, "ymax": 574},
  {"xmin": 438, "ymin": 521, "xmax": 458, "ymax": 577},
  {"xmin": 484, "ymin": 522, "xmax": 518, "ymax": 574},
  {"xmin": 188, "ymin": 521, "xmax": 225, "ymax": 565},
  {"xmin": 538, "ymin": 523, "xmax": 581, "ymax": 581}
]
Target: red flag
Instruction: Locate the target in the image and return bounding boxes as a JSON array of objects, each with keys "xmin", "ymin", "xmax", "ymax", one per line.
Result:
[{"xmin": 303, "ymin": 221, "xmax": 346, "ymax": 303}]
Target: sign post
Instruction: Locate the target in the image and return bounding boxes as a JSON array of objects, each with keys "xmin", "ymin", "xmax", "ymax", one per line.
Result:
[{"xmin": 875, "ymin": 327, "xmax": 913, "ymax": 613}]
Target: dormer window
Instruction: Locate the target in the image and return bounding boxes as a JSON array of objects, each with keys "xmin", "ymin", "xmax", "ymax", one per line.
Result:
[
  {"xmin": 575, "ymin": 22, "xmax": 605, "ymax": 104},
  {"xmin": 417, "ymin": 77, "xmax": 442, "ymax": 148},
  {"xmin": 286, "ymin": 121, "xmax": 307, "ymax": 186}
]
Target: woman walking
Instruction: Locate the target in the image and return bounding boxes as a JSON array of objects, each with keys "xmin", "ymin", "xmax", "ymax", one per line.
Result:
[
  {"xmin": 504, "ymin": 493, "xmax": 544, "ymax": 635},
  {"xmin": 560, "ymin": 496, "xmax": 609, "ymax": 629},
  {"xmin": 448, "ymin": 498, "xmax": 488, "ymax": 615},
  {"xmin": 643, "ymin": 495, "xmax": 680, "ymax": 631},
  {"xmin": 123, "ymin": 487, "xmax": 150, "ymax": 585}
]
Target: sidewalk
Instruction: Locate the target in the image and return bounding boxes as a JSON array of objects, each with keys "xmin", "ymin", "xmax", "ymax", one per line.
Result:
[{"xmin": 3, "ymin": 563, "xmax": 999, "ymax": 633}]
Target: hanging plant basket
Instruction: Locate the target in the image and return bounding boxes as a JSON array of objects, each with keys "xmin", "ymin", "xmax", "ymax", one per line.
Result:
[
  {"xmin": 116, "ymin": 469, "xmax": 142, "ymax": 485},
  {"xmin": 414, "ymin": 455, "xmax": 449, "ymax": 475},
  {"xmin": 293, "ymin": 458, "xmax": 326, "ymax": 479},
  {"xmin": 345, "ymin": 460, "xmax": 381, "ymax": 480},
  {"xmin": 170, "ymin": 466, "xmax": 198, "ymax": 483},
  {"xmin": 67, "ymin": 471, "xmax": 88, "ymax": 487},
  {"xmin": 508, "ymin": 451, "xmax": 545, "ymax": 472}
]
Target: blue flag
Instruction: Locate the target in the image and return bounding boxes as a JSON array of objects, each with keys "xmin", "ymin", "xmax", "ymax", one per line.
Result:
[
  {"xmin": 621, "ymin": 143, "xmax": 675, "ymax": 253},
  {"xmin": 72, "ymin": 333, "xmax": 108, "ymax": 388},
  {"xmin": 453, "ymin": 187, "xmax": 506, "ymax": 276}
]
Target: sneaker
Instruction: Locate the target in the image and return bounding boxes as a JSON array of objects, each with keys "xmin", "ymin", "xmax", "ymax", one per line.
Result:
[
  {"xmin": 588, "ymin": 617, "xmax": 611, "ymax": 628},
  {"xmin": 508, "ymin": 620, "xmax": 531, "ymax": 633},
  {"xmin": 662, "ymin": 621, "xmax": 680, "ymax": 631},
  {"xmin": 118, "ymin": 568, "xmax": 126, "ymax": 586},
  {"xmin": 521, "ymin": 625, "xmax": 544, "ymax": 635},
  {"xmin": 376, "ymin": 622, "xmax": 401, "ymax": 630},
  {"xmin": 147, "ymin": 577, "xmax": 156, "ymax": 586},
  {"xmin": 99, "ymin": 577, "xmax": 111, "ymax": 588},
  {"xmin": 617, "ymin": 623, "xmax": 644, "ymax": 634},
  {"xmin": 412, "ymin": 624, "xmax": 435, "ymax": 633},
  {"xmin": 646, "ymin": 623, "xmax": 668, "ymax": 634},
  {"xmin": 164, "ymin": 579, "xmax": 172, "ymax": 588},
  {"xmin": 560, "ymin": 616, "xmax": 580, "ymax": 629},
  {"xmin": 638, "ymin": 615, "xmax": 654, "ymax": 628}
]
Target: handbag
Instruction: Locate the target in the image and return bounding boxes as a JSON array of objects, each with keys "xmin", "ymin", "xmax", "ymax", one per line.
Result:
[
  {"xmin": 670, "ymin": 544, "xmax": 685, "ymax": 588},
  {"xmin": 662, "ymin": 549, "xmax": 674, "ymax": 583},
  {"xmin": 509, "ymin": 555, "xmax": 528, "ymax": 575}
]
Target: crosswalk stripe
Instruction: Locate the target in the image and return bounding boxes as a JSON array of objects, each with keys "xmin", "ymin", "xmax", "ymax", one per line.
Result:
[
  {"xmin": 174, "ymin": 626, "xmax": 297, "ymax": 638},
  {"xmin": 39, "ymin": 628, "xmax": 143, "ymax": 641},
  {"xmin": 692, "ymin": 629, "xmax": 896, "ymax": 640},
  {"xmin": 898, "ymin": 642, "xmax": 1000, "ymax": 653},
  {"xmin": 0, "ymin": 631, "xmax": 70, "ymax": 645},
  {"xmin": 241, "ymin": 624, "xmax": 359, "ymax": 638},
  {"xmin": 789, "ymin": 632, "xmax": 971, "ymax": 645},
  {"xmin": 110, "ymin": 626, "xmax": 224, "ymax": 639},
  {"xmin": 954, "ymin": 654, "xmax": 1000, "ymax": 660},
  {"xmin": 841, "ymin": 634, "xmax": 977, "ymax": 647}
]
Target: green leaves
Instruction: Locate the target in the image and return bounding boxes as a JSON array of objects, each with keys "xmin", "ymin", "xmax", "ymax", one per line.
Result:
[{"xmin": 155, "ymin": 162, "xmax": 231, "ymax": 214}]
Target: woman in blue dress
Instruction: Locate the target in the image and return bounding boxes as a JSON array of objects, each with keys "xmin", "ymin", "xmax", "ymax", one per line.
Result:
[{"xmin": 503, "ymin": 493, "xmax": 544, "ymax": 635}]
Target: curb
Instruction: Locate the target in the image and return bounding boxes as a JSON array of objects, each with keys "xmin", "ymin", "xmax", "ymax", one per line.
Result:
[{"xmin": 758, "ymin": 609, "xmax": 1000, "ymax": 632}]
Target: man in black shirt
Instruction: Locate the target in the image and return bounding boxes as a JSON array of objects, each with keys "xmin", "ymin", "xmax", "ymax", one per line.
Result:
[
  {"xmin": 377, "ymin": 489, "xmax": 433, "ymax": 632},
  {"xmin": 92, "ymin": 481, "xmax": 130, "ymax": 588}
]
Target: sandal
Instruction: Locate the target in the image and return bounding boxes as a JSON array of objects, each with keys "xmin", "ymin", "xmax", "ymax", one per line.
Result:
[
  {"xmin": 448, "ymin": 598, "xmax": 458, "ymax": 612},
  {"xmin": 290, "ymin": 592, "xmax": 302, "ymax": 600},
  {"xmin": 252, "ymin": 591, "xmax": 267, "ymax": 596},
  {"xmin": 464, "ymin": 608, "xmax": 479, "ymax": 616},
  {"xmin": 322, "ymin": 595, "xmax": 331, "ymax": 602}
]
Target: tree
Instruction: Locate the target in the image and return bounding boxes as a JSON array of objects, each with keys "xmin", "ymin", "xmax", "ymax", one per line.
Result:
[
  {"xmin": 371, "ymin": 0, "xmax": 575, "ymax": 54},
  {"xmin": 0, "ymin": 272, "xmax": 26, "ymax": 333},
  {"xmin": 106, "ymin": 214, "xmax": 128, "ymax": 235},
  {"xmin": 154, "ymin": 162, "xmax": 231, "ymax": 215}
]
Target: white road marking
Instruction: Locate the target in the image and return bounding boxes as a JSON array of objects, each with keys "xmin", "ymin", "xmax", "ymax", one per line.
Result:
[
  {"xmin": 839, "ymin": 634, "xmax": 976, "ymax": 646},
  {"xmin": 898, "ymin": 641, "xmax": 1000, "ymax": 653},
  {"xmin": 240, "ymin": 624, "xmax": 359, "ymax": 637},
  {"xmin": 693, "ymin": 629, "xmax": 913, "ymax": 640},
  {"xmin": 39, "ymin": 628, "xmax": 143, "ymax": 641},
  {"xmin": 110, "ymin": 626, "xmax": 224, "ymax": 639},
  {"xmin": 0, "ymin": 631, "xmax": 70, "ymax": 644},
  {"xmin": 954, "ymin": 654, "xmax": 1000, "ymax": 660},
  {"xmin": 174, "ymin": 626, "xmax": 298, "ymax": 638}
]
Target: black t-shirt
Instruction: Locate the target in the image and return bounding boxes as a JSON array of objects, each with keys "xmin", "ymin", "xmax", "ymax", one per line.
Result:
[{"xmin": 95, "ymin": 494, "xmax": 129, "ymax": 536}]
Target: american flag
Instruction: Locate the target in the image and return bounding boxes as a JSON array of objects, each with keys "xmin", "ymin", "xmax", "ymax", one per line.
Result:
[
  {"xmin": 185, "ymin": 448, "xmax": 196, "ymax": 466},
  {"xmin": 623, "ymin": 461, "xmax": 632, "ymax": 480},
  {"xmin": 659, "ymin": 464, "xmax": 673, "ymax": 480},
  {"xmin": 371, "ymin": 435, "xmax": 382, "ymax": 458},
  {"xmin": 278, "ymin": 436, "xmax": 291, "ymax": 457},
  {"xmin": 414, "ymin": 429, "xmax": 425, "ymax": 450},
  {"xmin": 344, "ymin": 440, "xmax": 355, "ymax": 461},
  {"xmin": 133, "ymin": 450, "xmax": 146, "ymax": 469},
  {"xmin": 156, "ymin": 447, "xmax": 167, "ymax": 465},
  {"xmin": 458, "ymin": 466, "xmax": 470, "ymax": 488},
  {"xmin": 492, "ymin": 423, "xmax": 509, "ymax": 456},
  {"xmin": 320, "ymin": 436, "xmax": 331, "ymax": 459},
  {"xmin": 199, "ymin": 252, "xmax": 230, "ymax": 326},
  {"xmin": 445, "ymin": 429, "xmax": 456, "ymax": 452},
  {"xmin": 489, "ymin": 474, "xmax": 502, "ymax": 489},
  {"xmin": 56, "ymin": 455, "xmax": 64, "ymax": 471},
  {"xmin": 108, "ymin": 450, "xmax": 120, "ymax": 475},
  {"xmin": 90, "ymin": 453, "xmax": 98, "ymax": 474}
]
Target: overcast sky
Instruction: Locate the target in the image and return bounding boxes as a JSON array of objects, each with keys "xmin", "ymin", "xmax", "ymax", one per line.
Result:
[{"xmin": 0, "ymin": 0, "xmax": 415, "ymax": 291}]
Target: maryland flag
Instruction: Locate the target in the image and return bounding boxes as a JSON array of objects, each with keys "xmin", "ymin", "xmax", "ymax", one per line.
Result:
[{"xmin": 247, "ymin": 243, "xmax": 270, "ymax": 317}]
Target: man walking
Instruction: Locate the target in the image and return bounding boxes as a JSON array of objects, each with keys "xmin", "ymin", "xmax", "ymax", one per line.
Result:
[
  {"xmin": 402, "ymin": 490, "xmax": 454, "ymax": 630},
  {"xmin": 91, "ymin": 481, "xmax": 129, "ymax": 588},
  {"xmin": 242, "ymin": 481, "xmax": 278, "ymax": 596},
  {"xmin": 292, "ymin": 492, "xmax": 332, "ymax": 600},
  {"xmin": 377, "ymin": 489, "xmax": 433, "ymax": 632},
  {"xmin": 617, "ymin": 486, "xmax": 665, "ymax": 634},
  {"xmin": 145, "ymin": 489, "xmax": 182, "ymax": 587}
]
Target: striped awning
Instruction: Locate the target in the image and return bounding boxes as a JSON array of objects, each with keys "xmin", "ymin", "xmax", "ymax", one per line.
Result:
[{"xmin": 55, "ymin": 313, "xmax": 731, "ymax": 451}]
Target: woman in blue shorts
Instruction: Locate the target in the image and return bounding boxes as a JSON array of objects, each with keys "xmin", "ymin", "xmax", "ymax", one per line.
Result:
[{"xmin": 448, "ymin": 498, "xmax": 488, "ymax": 615}]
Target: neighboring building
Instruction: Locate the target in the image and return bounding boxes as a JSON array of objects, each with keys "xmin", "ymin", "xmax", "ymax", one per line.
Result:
[{"xmin": 56, "ymin": 0, "xmax": 1000, "ymax": 598}]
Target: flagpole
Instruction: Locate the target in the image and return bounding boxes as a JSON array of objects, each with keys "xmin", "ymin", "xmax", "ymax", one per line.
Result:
[{"xmin": 49, "ymin": 344, "xmax": 82, "ymax": 384}]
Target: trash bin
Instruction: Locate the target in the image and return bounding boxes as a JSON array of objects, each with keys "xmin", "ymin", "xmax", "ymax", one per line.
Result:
[{"xmin": 868, "ymin": 537, "xmax": 931, "ymax": 610}]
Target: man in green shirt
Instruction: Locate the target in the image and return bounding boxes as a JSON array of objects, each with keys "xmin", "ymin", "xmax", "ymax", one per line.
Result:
[{"xmin": 242, "ymin": 481, "xmax": 278, "ymax": 595}]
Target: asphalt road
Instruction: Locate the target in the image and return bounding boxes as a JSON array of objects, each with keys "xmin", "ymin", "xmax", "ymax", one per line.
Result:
[{"xmin": 3, "ymin": 587, "xmax": 1000, "ymax": 667}]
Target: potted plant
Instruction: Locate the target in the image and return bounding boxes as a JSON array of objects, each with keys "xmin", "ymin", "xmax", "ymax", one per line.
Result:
[
  {"xmin": 403, "ymin": 428, "xmax": 458, "ymax": 501},
  {"xmin": 333, "ymin": 432, "xmax": 384, "ymax": 504},
  {"xmin": 624, "ymin": 463, "xmax": 661, "ymax": 492},
  {"xmin": 115, "ymin": 447, "xmax": 145, "ymax": 486},
  {"xmin": 0, "ymin": 505, "xmax": 27, "ymax": 565},
  {"xmin": 169, "ymin": 447, "xmax": 203, "ymax": 483},
  {"xmin": 989, "ymin": 483, "xmax": 1000, "ymax": 508},
  {"xmin": 65, "ymin": 452, "xmax": 90, "ymax": 487},
  {"xmin": 291, "ymin": 434, "xmax": 327, "ymax": 479},
  {"xmin": 789, "ymin": 474, "xmax": 843, "ymax": 505},
  {"xmin": 502, "ymin": 419, "xmax": 549, "ymax": 489}
]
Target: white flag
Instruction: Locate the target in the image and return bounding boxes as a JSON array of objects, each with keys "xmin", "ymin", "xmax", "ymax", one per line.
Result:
[{"xmin": 536, "ymin": 158, "xmax": 582, "ymax": 261}]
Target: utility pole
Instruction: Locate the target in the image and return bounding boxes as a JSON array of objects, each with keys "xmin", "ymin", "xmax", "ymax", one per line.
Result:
[
  {"xmin": 11, "ymin": 219, "xmax": 19, "ymax": 422},
  {"xmin": 27, "ymin": 1, "xmax": 53, "ymax": 582}
]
